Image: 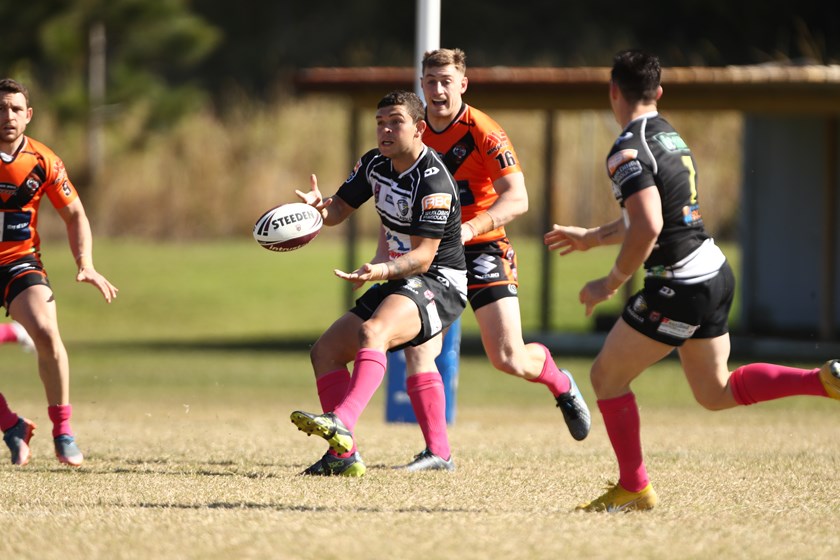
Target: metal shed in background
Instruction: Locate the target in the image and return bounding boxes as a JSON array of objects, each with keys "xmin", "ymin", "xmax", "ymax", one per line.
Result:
[{"xmin": 295, "ymin": 64, "xmax": 840, "ymax": 358}]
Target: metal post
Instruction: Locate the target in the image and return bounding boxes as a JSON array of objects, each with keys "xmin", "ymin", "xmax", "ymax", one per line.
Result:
[
  {"xmin": 88, "ymin": 22, "xmax": 106, "ymax": 189},
  {"xmin": 345, "ymin": 104, "xmax": 360, "ymax": 309},
  {"xmin": 540, "ymin": 110, "xmax": 556, "ymax": 331},
  {"xmin": 414, "ymin": 0, "xmax": 441, "ymax": 99}
]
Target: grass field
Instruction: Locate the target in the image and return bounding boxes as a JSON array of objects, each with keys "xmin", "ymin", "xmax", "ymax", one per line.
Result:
[{"xmin": 0, "ymin": 239, "xmax": 836, "ymax": 560}]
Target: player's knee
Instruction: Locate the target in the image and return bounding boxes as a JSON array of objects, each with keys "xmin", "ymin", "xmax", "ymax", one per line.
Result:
[
  {"xmin": 488, "ymin": 349, "xmax": 526, "ymax": 378},
  {"xmin": 694, "ymin": 392, "xmax": 729, "ymax": 411},
  {"xmin": 308, "ymin": 339, "xmax": 325, "ymax": 367},
  {"xmin": 588, "ymin": 361, "xmax": 615, "ymax": 398},
  {"xmin": 359, "ymin": 320, "xmax": 387, "ymax": 348}
]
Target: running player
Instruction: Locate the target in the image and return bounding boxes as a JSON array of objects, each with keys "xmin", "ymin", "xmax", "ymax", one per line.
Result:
[
  {"xmin": 0, "ymin": 78, "xmax": 118, "ymax": 467},
  {"xmin": 544, "ymin": 49, "xmax": 840, "ymax": 511},
  {"xmin": 393, "ymin": 48, "xmax": 590, "ymax": 472},
  {"xmin": 289, "ymin": 90, "xmax": 466, "ymax": 477}
]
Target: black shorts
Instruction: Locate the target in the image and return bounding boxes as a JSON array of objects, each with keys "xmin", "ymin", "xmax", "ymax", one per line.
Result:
[
  {"xmin": 621, "ymin": 260, "xmax": 735, "ymax": 346},
  {"xmin": 351, "ymin": 270, "xmax": 466, "ymax": 350},
  {"xmin": 465, "ymin": 238, "xmax": 519, "ymax": 311},
  {"xmin": 0, "ymin": 255, "xmax": 51, "ymax": 313}
]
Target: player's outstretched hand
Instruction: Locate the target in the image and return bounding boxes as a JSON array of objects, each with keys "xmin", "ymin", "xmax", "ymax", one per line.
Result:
[
  {"xmin": 579, "ymin": 277, "xmax": 616, "ymax": 317},
  {"xmin": 334, "ymin": 263, "xmax": 388, "ymax": 287},
  {"xmin": 295, "ymin": 174, "xmax": 333, "ymax": 218},
  {"xmin": 76, "ymin": 267, "xmax": 119, "ymax": 303},
  {"xmin": 544, "ymin": 224, "xmax": 592, "ymax": 256}
]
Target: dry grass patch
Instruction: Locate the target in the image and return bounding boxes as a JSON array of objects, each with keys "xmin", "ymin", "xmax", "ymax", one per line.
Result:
[{"xmin": 1, "ymin": 393, "xmax": 837, "ymax": 560}]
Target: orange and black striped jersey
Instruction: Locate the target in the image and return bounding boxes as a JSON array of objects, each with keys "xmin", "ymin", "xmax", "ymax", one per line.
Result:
[
  {"xmin": 0, "ymin": 136, "xmax": 78, "ymax": 265},
  {"xmin": 423, "ymin": 103, "xmax": 522, "ymax": 245}
]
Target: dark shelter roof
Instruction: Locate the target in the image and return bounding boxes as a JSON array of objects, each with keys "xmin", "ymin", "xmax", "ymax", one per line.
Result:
[{"xmin": 295, "ymin": 65, "xmax": 840, "ymax": 113}]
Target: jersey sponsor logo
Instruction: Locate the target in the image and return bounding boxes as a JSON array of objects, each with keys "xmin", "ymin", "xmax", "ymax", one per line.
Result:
[
  {"xmin": 346, "ymin": 158, "xmax": 363, "ymax": 182},
  {"xmin": 422, "ymin": 193, "xmax": 452, "ymax": 211},
  {"xmin": 424, "ymin": 166, "xmax": 440, "ymax": 178},
  {"xmin": 653, "ymin": 132, "xmax": 689, "ymax": 153},
  {"xmin": 420, "ymin": 193, "xmax": 452, "ymax": 223},
  {"xmin": 0, "ymin": 211, "xmax": 32, "ymax": 242},
  {"xmin": 420, "ymin": 209, "xmax": 451, "ymax": 223},
  {"xmin": 656, "ymin": 317, "xmax": 699, "ymax": 339},
  {"xmin": 51, "ymin": 160, "xmax": 67, "ymax": 184},
  {"xmin": 607, "ymin": 149, "xmax": 639, "ymax": 175},
  {"xmin": 424, "ymin": 289, "xmax": 434, "ymax": 300},
  {"xmin": 682, "ymin": 204, "xmax": 702, "ymax": 225},
  {"xmin": 484, "ymin": 130, "xmax": 508, "ymax": 156},
  {"xmin": 507, "ymin": 284, "xmax": 518, "ymax": 295},
  {"xmin": 612, "ymin": 160, "xmax": 643, "ymax": 186},
  {"xmin": 471, "ymin": 253, "xmax": 498, "ymax": 277}
]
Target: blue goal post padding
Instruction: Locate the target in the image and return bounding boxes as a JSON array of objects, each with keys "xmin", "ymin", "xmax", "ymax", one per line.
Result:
[{"xmin": 385, "ymin": 317, "xmax": 461, "ymax": 425}]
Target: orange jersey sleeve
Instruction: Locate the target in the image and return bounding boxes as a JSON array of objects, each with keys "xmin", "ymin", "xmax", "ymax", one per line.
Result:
[
  {"xmin": 0, "ymin": 137, "xmax": 79, "ymax": 264},
  {"xmin": 423, "ymin": 104, "xmax": 522, "ymax": 244}
]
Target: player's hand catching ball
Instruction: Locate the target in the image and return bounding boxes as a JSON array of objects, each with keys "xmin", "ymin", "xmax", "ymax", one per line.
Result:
[{"xmin": 295, "ymin": 174, "xmax": 333, "ymax": 219}]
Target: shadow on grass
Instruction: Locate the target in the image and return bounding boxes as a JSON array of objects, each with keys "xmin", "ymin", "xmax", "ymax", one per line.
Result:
[
  {"xmin": 133, "ymin": 501, "xmax": 481, "ymax": 513},
  {"xmin": 72, "ymin": 332, "xmax": 840, "ymax": 361},
  {"xmin": 71, "ymin": 335, "xmax": 494, "ymax": 356}
]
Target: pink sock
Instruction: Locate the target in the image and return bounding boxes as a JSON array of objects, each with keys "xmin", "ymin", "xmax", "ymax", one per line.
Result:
[
  {"xmin": 316, "ymin": 369, "xmax": 351, "ymax": 412},
  {"xmin": 527, "ymin": 343, "xmax": 571, "ymax": 396},
  {"xmin": 598, "ymin": 392, "xmax": 649, "ymax": 493},
  {"xmin": 48, "ymin": 404, "xmax": 73, "ymax": 438},
  {"xmin": 0, "ymin": 393, "xmax": 19, "ymax": 431},
  {"xmin": 407, "ymin": 372, "xmax": 451, "ymax": 460},
  {"xmin": 0, "ymin": 323, "xmax": 17, "ymax": 344},
  {"xmin": 730, "ymin": 363, "xmax": 827, "ymax": 405},
  {"xmin": 334, "ymin": 349, "xmax": 387, "ymax": 432},
  {"xmin": 316, "ymin": 368, "xmax": 356, "ymax": 458}
]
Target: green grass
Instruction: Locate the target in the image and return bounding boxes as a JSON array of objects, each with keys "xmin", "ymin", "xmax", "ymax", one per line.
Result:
[
  {"xmin": 42, "ymin": 236, "xmax": 741, "ymax": 344},
  {"xmin": 1, "ymin": 238, "xmax": 832, "ymax": 560}
]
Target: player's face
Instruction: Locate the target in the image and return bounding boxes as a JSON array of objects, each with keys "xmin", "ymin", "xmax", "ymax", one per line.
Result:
[
  {"xmin": 421, "ymin": 64, "xmax": 467, "ymax": 126},
  {"xmin": 376, "ymin": 104, "xmax": 422, "ymax": 166},
  {"xmin": 0, "ymin": 92, "xmax": 32, "ymax": 152}
]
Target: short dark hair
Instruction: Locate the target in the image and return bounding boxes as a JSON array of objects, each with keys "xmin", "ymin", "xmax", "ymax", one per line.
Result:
[
  {"xmin": 611, "ymin": 50, "xmax": 661, "ymax": 104},
  {"xmin": 377, "ymin": 90, "xmax": 425, "ymax": 123},
  {"xmin": 0, "ymin": 78, "xmax": 30, "ymax": 106}
]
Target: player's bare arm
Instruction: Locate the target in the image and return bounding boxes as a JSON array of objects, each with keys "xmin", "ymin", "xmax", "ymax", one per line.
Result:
[
  {"xmin": 614, "ymin": 186, "xmax": 663, "ymax": 278},
  {"xmin": 577, "ymin": 186, "xmax": 662, "ymax": 316},
  {"xmin": 57, "ymin": 199, "xmax": 119, "ymax": 303},
  {"xmin": 334, "ymin": 236, "xmax": 441, "ymax": 284},
  {"xmin": 462, "ymin": 172, "xmax": 528, "ymax": 243},
  {"xmin": 545, "ymin": 216, "xmax": 627, "ymax": 255}
]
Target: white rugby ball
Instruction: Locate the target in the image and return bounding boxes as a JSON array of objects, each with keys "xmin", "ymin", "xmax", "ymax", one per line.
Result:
[{"xmin": 253, "ymin": 202, "xmax": 323, "ymax": 252}]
